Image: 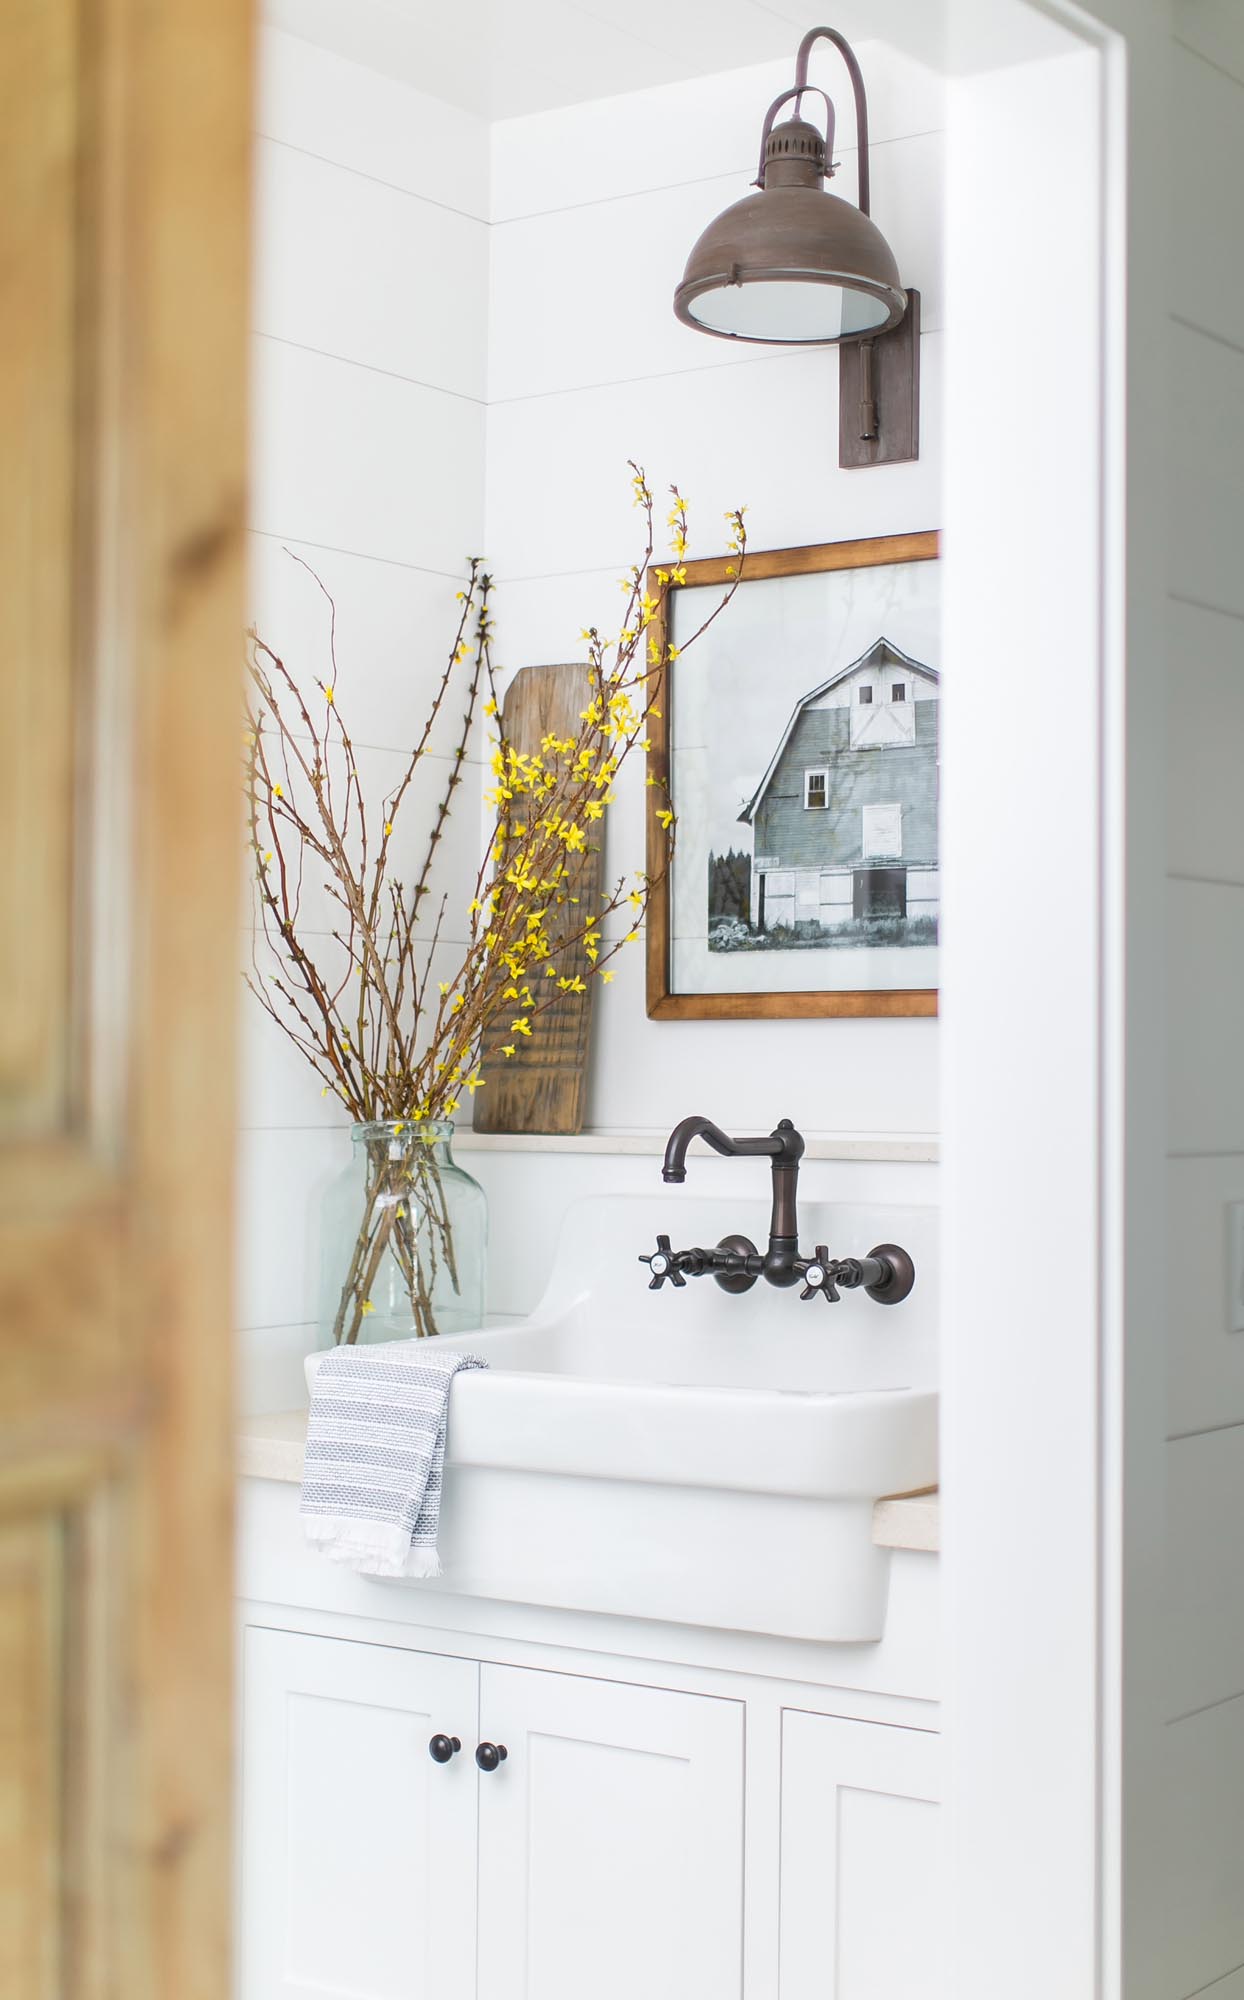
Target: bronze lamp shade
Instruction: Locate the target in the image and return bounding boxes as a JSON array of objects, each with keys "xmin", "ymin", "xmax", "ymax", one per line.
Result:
[{"xmin": 673, "ymin": 27, "xmax": 907, "ymax": 347}]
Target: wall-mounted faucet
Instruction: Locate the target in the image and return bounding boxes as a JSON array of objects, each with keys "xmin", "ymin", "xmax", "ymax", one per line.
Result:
[{"xmin": 641, "ymin": 1115, "xmax": 915, "ymax": 1306}]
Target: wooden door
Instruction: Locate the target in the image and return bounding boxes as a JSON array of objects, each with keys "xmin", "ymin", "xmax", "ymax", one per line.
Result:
[
  {"xmin": 779, "ymin": 1711, "xmax": 942, "ymax": 2000},
  {"xmin": 0, "ymin": 2, "xmax": 250, "ymax": 1995},
  {"xmin": 237, "ymin": 1627, "xmax": 479, "ymax": 2000},
  {"xmin": 476, "ymin": 1664, "xmax": 745, "ymax": 2000}
]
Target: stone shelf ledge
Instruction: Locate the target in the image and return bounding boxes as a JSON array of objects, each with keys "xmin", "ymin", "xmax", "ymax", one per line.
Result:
[{"xmin": 453, "ymin": 1128, "xmax": 939, "ymax": 1164}]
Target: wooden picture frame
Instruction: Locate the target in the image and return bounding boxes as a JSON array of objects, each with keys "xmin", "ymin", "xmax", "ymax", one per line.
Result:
[{"xmin": 645, "ymin": 531, "xmax": 941, "ymax": 1021}]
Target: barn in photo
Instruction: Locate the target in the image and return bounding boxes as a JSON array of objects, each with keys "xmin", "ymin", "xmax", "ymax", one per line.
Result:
[{"xmin": 736, "ymin": 637, "xmax": 939, "ymax": 943}]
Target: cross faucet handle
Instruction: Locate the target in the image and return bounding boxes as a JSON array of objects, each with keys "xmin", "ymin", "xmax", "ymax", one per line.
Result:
[
  {"xmin": 799, "ymin": 1245, "xmax": 840, "ymax": 1304},
  {"xmin": 639, "ymin": 1234, "xmax": 686, "ymax": 1290}
]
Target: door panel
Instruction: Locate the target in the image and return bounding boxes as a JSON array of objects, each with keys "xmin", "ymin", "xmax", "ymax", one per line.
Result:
[
  {"xmin": 477, "ymin": 1665, "xmax": 744, "ymax": 2000},
  {"xmin": 239, "ymin": 1627, "xmax": 478, "ymax": 2000},
  {"xmin": 3, "ymin": 0, "xmax": 77, "ymax": 1133},
  {"xmin": 780, "ymin": 1711, "xmax": 942, "ymax": 1999},
  {"xmin": 2, "ymin": 0, "xmax": 250, "ymax": 1991},
  {"xmin": 0, "ymin": 1514, "xmax": 65, "ymax": 1998}
]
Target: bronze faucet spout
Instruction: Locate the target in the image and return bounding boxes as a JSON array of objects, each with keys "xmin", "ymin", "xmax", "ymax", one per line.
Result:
[
  {"xmin": 661, "ymin": 1114, "xmax": 803, "ymax": 1184},
  {"xmin": 660, "ymin": 1116, "xmax": 807, "ymax": 1288}
]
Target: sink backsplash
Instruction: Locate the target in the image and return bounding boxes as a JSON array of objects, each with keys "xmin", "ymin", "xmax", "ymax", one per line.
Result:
[{"xmin": 537, "ymin": 1193, "xmax": 939, "ymax": 1390}]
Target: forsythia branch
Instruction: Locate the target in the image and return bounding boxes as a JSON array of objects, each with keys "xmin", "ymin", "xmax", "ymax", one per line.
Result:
[{"xmin": 243, "ymin": 468, "xmax": 746, "ymax": 1122}]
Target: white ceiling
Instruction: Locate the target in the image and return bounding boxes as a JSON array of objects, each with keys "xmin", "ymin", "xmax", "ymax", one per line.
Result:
[{"xmin": 261, "ymin": 0, "xmax": 1080, "ymax": 120}]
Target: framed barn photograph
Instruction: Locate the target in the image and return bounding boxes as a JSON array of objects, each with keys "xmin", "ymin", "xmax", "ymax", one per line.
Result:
[{"xmin": 645, "ymin": 531, "xmax": 941, "ymax": 1020}]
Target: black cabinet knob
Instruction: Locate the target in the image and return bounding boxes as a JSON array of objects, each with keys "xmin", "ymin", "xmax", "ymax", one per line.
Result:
[
  {"xmin": 475, "ymin": 1741, "xmax": 508, "ymax": 1772},
  {"xmin": 428, "ymin": 1734, "xmax": 461, "ymax": 1764}
]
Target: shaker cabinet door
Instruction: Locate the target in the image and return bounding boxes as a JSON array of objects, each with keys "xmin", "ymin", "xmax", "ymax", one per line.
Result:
[
  {"xmin": 475, "ymin": 1663, "xmax": 745, "ymax": 2000},
  {"xmin": 237, "ymin": 1625, "xmax": 478, "ymax": 2000},
  {"xmin": 780, "ymin": 1710, "xmax": 943, "ymax": 2000}
]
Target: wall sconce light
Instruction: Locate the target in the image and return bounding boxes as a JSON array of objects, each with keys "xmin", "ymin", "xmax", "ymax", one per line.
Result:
[{"xmin": 673, "ymin": 25, "xmax": 919, "ymax": 469}]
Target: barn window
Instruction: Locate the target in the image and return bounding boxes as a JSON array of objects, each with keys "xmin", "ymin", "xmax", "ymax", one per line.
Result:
[
  {"xmin": 858, "ymin": 685, "xmax": 874, "ymax": 704},
  {"xmin": 803, "ymin": 769, "xmax": 829, "ymax": 810},
  {"xmin": 890, "ymin": 684, "xmax": 907, "ymax": 702}
]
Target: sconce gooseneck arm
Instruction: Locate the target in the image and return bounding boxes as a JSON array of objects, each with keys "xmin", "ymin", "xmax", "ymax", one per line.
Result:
[{"xmin": 794, "ymin": 25, "xmax": 871, "ymax": 215}]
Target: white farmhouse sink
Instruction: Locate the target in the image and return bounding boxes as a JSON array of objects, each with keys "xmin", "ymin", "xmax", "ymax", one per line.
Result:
[{"xmin": 306, "ymin": 1193, "xmax": 938, "ymax": 1642}]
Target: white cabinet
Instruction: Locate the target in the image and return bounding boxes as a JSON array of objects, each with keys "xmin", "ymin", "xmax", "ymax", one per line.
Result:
[
  {"xmin": 476, "ymin": 1664, "xmax": 744, "ymax": 2000},
  {"xmin": 779, "ymin": 1711, "xmax": 942, "ymax": 2000},
  {"xmin": 238, "ymin": 1626, "xmax": 478, "ymax": 2000},
  {"xmin": 238, "ymin": 1626, "xmax": 745, "ymax": 2000}
]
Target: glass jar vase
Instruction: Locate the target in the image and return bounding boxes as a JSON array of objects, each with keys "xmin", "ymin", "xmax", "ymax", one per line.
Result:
[{"xmin": 318, "ymin": 1121, "xmax": 487, "ymax": 1344}]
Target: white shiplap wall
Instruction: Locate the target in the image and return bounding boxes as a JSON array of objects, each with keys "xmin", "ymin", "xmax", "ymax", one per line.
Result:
[
  {"xmin": 1162, "ymin": 12, "xmax": 1244, "ymax": 1999},
  {"xmin": 239, "ymin": 30, "xmax": 488, "ymax": 1407}
]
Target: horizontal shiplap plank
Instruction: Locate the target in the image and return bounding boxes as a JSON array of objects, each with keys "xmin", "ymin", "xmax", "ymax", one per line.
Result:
[
  {"xmin": 1185, "ymin": 1966, "xmax": 1244, "ymax": 2000},
  {"xmin": 250, "ymin": 337, "xmax": 485, "ymax": 573},
  {"xmin": 1162, "ymin": 1693, "xmax": 1244, "ymax": 2000},
  {"xmin": 235, "ymin": 1125, "xmax": 351, "ymax": 1332},
  {"xmin": 1172, "ymin": 44, "xmax": 1244, "ymax": 350},
  {"xmin": 1167, "ymin": 596, "xmax": 1244, "ymax": 882},
  {"xmin": 1176, "ymin": 0, "xmax": 1244, "ymax": 88},
  {"xmin": 248, "ymin": 533, "xmax": 491, "ymax": 759},
  {"xmin": 1167, "ymin": 1428, "xmax": 1244, "ymax": 1719},
  {"xmin": 256, "ymin": 25, "xmax": 491, "ymax": 218},
  {"xmin": 487, "ymin": 131, "xmax": 943, "ymax": 402},
  {"xmin": 1170, "ymin": 321, "xmax": 1244, "ymax": 620},
  {"xmin": 1166, "ymin": 879, "xmax": 1244, "ymax": 1155},
  {"xmin": 485, "ymin": 332, "xmax": 942, "ymax": 581},
  {"xmin": 254, "ymin": 138, "xmax": 488, "ymax": 400},
  {"xmin": 580, "ymin": 932, "xmax": 940, "ymax": 1134},
  {"xmin": 246, "ymin": 734, "xmax": 481, "ymax": 936},
  {"xmin": 489, "ymin": 44, "xmax": 944, "ymax": 221},
  {"xmin": 1167, "ymin": 1154, "xmax": 1244, "ymax": 1437}
]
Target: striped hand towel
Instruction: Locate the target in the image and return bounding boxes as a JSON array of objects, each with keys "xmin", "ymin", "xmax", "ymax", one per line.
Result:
[{"xmin": 301, "ymin": 1342, "xmax": 487, "ymax": 1579}]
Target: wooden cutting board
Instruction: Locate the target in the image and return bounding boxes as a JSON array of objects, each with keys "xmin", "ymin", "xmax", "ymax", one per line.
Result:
[{"xmin": 473, "ymin": 661, "xmax": 603, "ymax": 1135}]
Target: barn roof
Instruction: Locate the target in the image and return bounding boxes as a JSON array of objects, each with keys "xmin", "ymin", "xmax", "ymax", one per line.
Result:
[{"xmin": 737, "ymin": 637, "xmax": 939, "ymax": 826}]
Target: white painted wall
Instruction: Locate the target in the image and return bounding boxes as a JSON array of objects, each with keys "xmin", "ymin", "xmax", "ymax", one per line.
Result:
[
  {"xmin": 1157, "ymin": 11, "xmax": 1244, "ymax": 1996},
  {"xmin": 939, "ymin": 31, "xmax": 1116, "ymax": 2000},
  {"xmin": 239, "ymin": 29, "xmax": 489, "ymax": 1407}
]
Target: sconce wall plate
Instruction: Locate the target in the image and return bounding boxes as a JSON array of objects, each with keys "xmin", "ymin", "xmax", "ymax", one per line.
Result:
[{"xmin": 838, "ymin": 288, "xmax": 920, "ymax": 470}]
